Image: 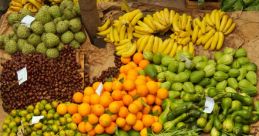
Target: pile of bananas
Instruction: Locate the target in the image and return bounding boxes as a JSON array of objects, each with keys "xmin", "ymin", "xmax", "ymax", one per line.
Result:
[
  {"xmin": 114, "ymin": 39, "xmax": 137, "ymax": 57},
  {"xmin": 97, "ymin": 9, "xmax": 236, "ymax": 57},
  {"xmin": 193, "ymin": 10, "xmax": 236, "ymax": 50},
  {"xmin": 8, "ymin": 0, "xmax": 43, "ymax": 13}
]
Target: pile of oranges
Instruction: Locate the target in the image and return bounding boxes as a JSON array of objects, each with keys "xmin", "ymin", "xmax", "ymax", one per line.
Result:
[{"xmin": 56, "ymin": 52, "xmax": 169, "ymax": 136}]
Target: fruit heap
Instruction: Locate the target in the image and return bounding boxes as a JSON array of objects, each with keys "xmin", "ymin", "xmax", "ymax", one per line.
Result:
[
  {"xmin": 97, "ymin": 9, "xmax": 236, "ymax": 57},
  {"xmin": 56, "ymin": 52, "xmax": 169, "ymax": 136},
  {"xmin": 8, "ymin": 0, "xmax": 44, "ymax": 13},
  {"xmin": 1, "ymin": 100, "xmax": 83, "ymax": 136},
  {"xmin": 1, "ymin": 0, "xmax": 85, "ymax": 58}
]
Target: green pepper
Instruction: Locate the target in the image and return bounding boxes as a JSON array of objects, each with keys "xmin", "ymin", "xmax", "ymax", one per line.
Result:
[
  {"xmin": 183, "ymin": 82, "xmax": 195, "ymax": 93},
  {"xmin": 216, "ymin": 64, "xmax": 231, "ymax": 73},
  {"xmin": 171, "ymin": 82, "xmax": 183, "ymax": 91},
  {"xmin": 237, "ymin": 67, "xmax": 247, "ymax": 81},
  {"xmin": 190, "ymin": 70, "xmax": 205, "ymax": 83},
  {"xmin": 178, "ymin": 62, "xmax": 185, "ymax": 73},
  {"xmin": 232, "ymin": 123, "xmax": 242, "ymax": 135},
  {"xmin": 228, "ymin": 68, "xmax": 240, "ymax": 78},
  {"xmin": 199, "ymin": 78, "xmax": 211, "ymax": 87},
  {"xmin": 227, "ymin": 78, "xmax": 238, "ymax": 89},
  {"xmin": 207, "ymin": 87, "xmax": 217, "ymax": 97},
  {"xmin": 182, "ymin": 93, "xmax": 199, "ymax": 102},
  {"xmin": 144, "ymin": 64, "xmax": 157, "ymax": 79},
  {"xmin": 210, "ymin": 127, "xmax": 221, "ymax": 136},
  {"xmin": 222, "ymin": 97, "xmax": 232, "ymax": 118},
  {"xmin": 242, "ymin": 125, "xmax": 250, "ymax": 134},
  {"xmin": 234, "ymin": 48, "xmax": 247, "ymax": 58},
  {"xmin": 216, "ymin": 80, "xmax": 227, "ymax": 90},
  {"xmin": 245, "ymin": 71, "xmax": 257, "ymax": 85},
  {"xmin": 164, "ymin": 113, "xmax": 189, "ymax": 130},
  {"xmin": 168, "ymin": 61, "xmax": 178, "ymax": 73},
  {"xmin": 159, "ymin": 99, "xmax": 171, "ymax": 124},
  {"xmin": 238, "ymin": 79, "xmax": 257, "ymax": 96},
  {"xmin": 214, "ymin": 116, "xmax": 222, "ymax": 130},
  {"xmin": 176, "ymin": 122, "xmax": 186, "ymax": 128},
  {"xmin": 228, "ymin": 100, "xmax": 242, "ymax": 113},
  {"xmin": 169, "ymin": 91, "xmax": 181, "ymax": 100},
  {"xmin": 203, "ymin": 114, "xmax": 215, "ymax": 133},
  {"xmin": 197, "ymin": 114, "xmax": 207, "ymax": 128},
  {"xmin": 231, "ymin": 93, "xmax": 253, "ymax": 105},
  {"xmin": 222, "ymin": 115, "xmax": 234, "ymax": 133}
]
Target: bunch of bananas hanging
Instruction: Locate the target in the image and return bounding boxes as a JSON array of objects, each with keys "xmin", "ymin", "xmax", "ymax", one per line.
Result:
[
  {"xmin": 192, "ymin": 9, "xmax": 236, "ymax": 50},
  {"xmin": 114, "ymin": 39, "xmax": 137, "ymax": 57},
  {"xmin": 8, "ymin": 0, "xmax": 43, "ymax": 13}
]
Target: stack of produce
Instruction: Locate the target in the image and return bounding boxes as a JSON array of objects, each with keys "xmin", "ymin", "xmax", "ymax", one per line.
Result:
[
  {"xmin": 8, "ymin": 0, "xmax": 44, "ymax": 13},
  {"xmin": 143, "ymin": 47, "xmax": 259, "ymax": 135},
  {"xmin": 97, "ymin": 9, "xmax": 236, "ymax": 57},
  {"xmin": 1, "ymin": 100, "xmax": 82, "ymax": 136},
  {"xmin": 2, "ymin": 0, "xmax": 85, "ymax": 58},
  {"xmin": 56, "ymin": 52, "xmax": 169, "ymax": 135},
  {"xmin": 0, "ymin": 47, "xmax": 82, "ymax": 112}
]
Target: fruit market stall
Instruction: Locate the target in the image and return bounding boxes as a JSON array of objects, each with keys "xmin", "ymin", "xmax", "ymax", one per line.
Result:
[{"xmin": 0, "ymin": 0, "xmax": 259, "ymax": 136}]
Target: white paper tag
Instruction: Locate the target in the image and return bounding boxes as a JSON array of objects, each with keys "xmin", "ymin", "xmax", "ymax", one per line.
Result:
[
  {"xmin": 17, "ymin": 67, "xmax": 27, "ymax": 85},
  {"xmin": 21, "ymin": 15, "xmax": 35, "ymax": 27},
  {"xmin": 30, "ymin": 116, "xmax": 44, "ymax": 125},
  {"xmin": 95, "ymin": 82, "xmax": 103, "ymax": 96},
  {"xmin": 203, "ymin": 96, "xmax": 215, "ymax": 113}
]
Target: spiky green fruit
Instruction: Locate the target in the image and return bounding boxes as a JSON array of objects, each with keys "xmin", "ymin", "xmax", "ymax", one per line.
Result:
[
  {"xmin": 20, "ymin": 9, "xmax": 32, "ymax": 18},
  {"xmin": 22, "ymin": 43, "xmax": 35, "ymax": 54},
  {"xmin": 43, "ymin": 33, "xmax": 60, "ymax": 48},
  {"xmin": 48, "ymin": 5, "xmax": 61, "ymax": 18},
  {"xmin": 36, "ymin": 43, "xmax": 48, "ymax": 54},
  {"xmin": 62, "ymin": 9, "xmax": 77, "ymax": 20},
  {"xmin": 44, "ymin": 22, "xmax": 56, "ymax": 33},
  {"xmin": 60, "ymin": 0, "xmax": 74, "ymax": 12},
  {"xmin": 12, "ymin": 23, "xmax": 20, "ymax": 33},
  {"xmin": 69, "ymin": 18, "xmax": 82, "ymax": 33},
  {"xmin": 7, "ymin": 12, "xmax": 21, "ymax": 25},
  {"xmin": 41, "ymin": 33, "xmax": 47, "ymax": 41},
  {"xmin": 74, "ymin": 32, "xmax": 86, "ymax": 43},
  {"xmin": 61, "ymin": 31, "xmax": 74, "ymax": 44},
  {"xmin": 39, "ymin": 5, "xmax": 50, "ymax": 12},
  {"xmin": 57, "ymin": 43, "xmax": 65, "ymax": 51},
  {"xmin": 70, "ymin": 40, "xmax": 80, "ymax": 49},
  {"xmin": 10, "ymin": 35, "xmax": 18, "ymax": 42},
  {"xmin": 35, "ymin": 10, "xmax": 52, "ymax": 24},
  {"xmin": 56, "ymin": 20, "xmax": 69, "ymax": 34},
  {"xmin": 17, "ymin": 39, "xmax": 27, "ymax": 51},
  {"xmin": 46, "ymin": 48, "xmax": 59, "ymax": 58},
  {"xmin": 27, "ymin": 34, "xmax": 41, "ymax": 46},
  {"xmin": 4, "ymin": 40, "xmax": 17, "ymax": 54},
  {"xmin": 73, "ymin": 4, "xmax": 80, "ymax": 15},
  {"xmin": 17, "ymin": 25, "xmax": 31, "ymax": 39},
  {"xmin": 0, "ymin": 35, "xmax": 5, "ymax": 48},
  {"xmin": 53, "ymin": 17, "xmax": 63, "ymax": 24},
  {"xmin": 31, "ymin": 21, "xmax": 44, "ymax": 35}
]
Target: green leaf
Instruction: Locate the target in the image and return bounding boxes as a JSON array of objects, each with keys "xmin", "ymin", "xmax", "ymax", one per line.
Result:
[
  {"xmin": 233, "ymin": 0, "xmax": 244, "ymax": 11},
  {"xmin": 221, "ymin": 0, "xmax": 237, "ymax": 11}
]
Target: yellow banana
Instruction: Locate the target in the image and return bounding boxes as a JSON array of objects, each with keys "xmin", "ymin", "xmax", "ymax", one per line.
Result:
[
  {"xmin": 201, "ymin": 20, "xmax": 206, "ymax": 34},
  {"xmin": 181, "ymin": 37, "xmax": 191, "ymax": 45},
  {"xmin": 118, "ymin": 39, "xmax": 131, "ymax": 46},
  {"xmin": 155, "ymin": 11, "xmax": 167, "ymax": 26},
  {"xmin": 192, "ymin": 25, "xmax": 199, "ymax": 43},
  {"xmin": 215, "ymin": 11, "xmax": 221, "ymax": 30},
  {"xmin": 119, "ymin": 25, "xmax": 126, "ymax": 41},
  {"xmin": 152, "ymin": 37, "xmax": 160, "ymax": 53},
  {"xmin": 158, "ymin": 39, "xmax": 170, "ymax": 53},
  {"xmin": 109, "ymin": 27, "xmax": 114, "ymax": 42},
  {"xmin": 179, "ymin": 31, "xmax": 190, "ymax": 38},
  {"xmin": 181, "ymin": 13, "xmax": 188, "ymax": 30},
  {"xmin": 169, "ymin": 42, "xmax": 178, "ymax": 57},
  {"xmin": 28, "ymin": 0, "xmax": 41, "ymax": 9},
  {"xmin": 143, "ymin": 16, "xmax": 156, "ymax": 31},
  {"xmin": 21, "ymin": 0, "xmax": 27, "ymax": 5},
  {"xmin": 116, "ymin": 42, "xmax": 131, "ymax": 56},
  {"xmin": 188, "ymin": 42, "xmax": 195, "ymax": 55},
  {"xmin": 224, "ymin": 23, "xmax": 236, "ymax": 35},
  {"xmin": 216, "ymin": 32, "xmax": 224, "ymax": 50},
  {"xmin": 98, "ymin": 19, "xmax": 111, "ymax": 31},
  {"xmin": 194, "ymin": 18, "xmax": 203, "ymax": 28},
  {"xmin": 116, "ymin": 42, "xmax": 130, "ymax": 51},
  {"xmin": 134, "ymin": 26, "xmax": 153, "ymax": 33},
  {"xmin": 219, "ymin": 15, "xmax": 228, "ymax": 32},
  {"xmin": 131, "ymin": 12, "xmax": 144, "ymax": 26},
  {"xmin": 153, "ymin": 20, "xmax": 166, "ymax": 31},
  {"xmin": 133, "ymin": 33, "xmax": 144, "ymax": 38},
  {"xmin": 210, "ymin": 9, "xmax": 217, "ymax": 25},
  {"xmin": 209, "ymin": 32, "xmax": 219, "ymax": 50},
  {"xmin": 113, "ymin": 27, "xmax": 119, "ymax": 43},
  {"xmin": 198, "ymin": 29, "xmax": 204, "ymax": 38},
  {"xmin": 205, "ymin": 13, "xmax": 213, "ymax": 26},
  {"xmin": 158, "ymin": 38, "xmax": 163, "ymax": 53},
  {"xmin": 183, "ymin": 45, "xmax": 189, "ymax": 52},
  {"xmin": 97, "ymin": 27, "xmax": 111, "ymax": 36},
  {"xmin": 10, "ymin": 1, "xmax": 23, "ymax": 7},
  {"xmin": 163, "ymin": 40, "xmax": 174, "ymax": 55},
  {"xmin": 204, "ymin": 36, "xmax": 214, "ymax": 50},
  {"xmin": 176, "ymin": 45, "xmax": 183, "ymax": 52},
  {"xmin": 136, "ymin": 37, "xmax": 144, "ymax": 48},
  {"xmin": 121, "ymin": 42, "xmax": 137, "ymax": 57},
  {"xmin": 138, "ymin": 35, "xmax": 149, "ymax": 52},
  {"xmin": 127, "ymin": 25, "xmax": 134, "ymax": 40},
  {"xmin": 163, "ymin": 8, "xmax": 170, "ymax": 25},
  {"xmin": 196, "ymin": 36, "xmax": 204, "ymax": 46},
  {"xmin": 223, "ymin": 18, "xmax": 233, "ymax": 33},
  {"xmin": 137, "ymin": 21, "xmax": 154, "ymax": 31},
  {"xmin": 202, "ymin": 29, "xmax": 216, "ymax": 45},
  {"xmin": 125, "ymin": 9, "xmax": 141, "ymax": 22},
  {"xmin": 144, "ymin": 35, "xmax": 154, "ymax": 52},
  {"xmin": 186, "ymin": 16, "xmax": 192, "ymax": 32},
  {"xmin": 172, "ymin": 13, "xmax": 180, "ymax": 32},
  {"xmin": 169, "ymin": 10, "xmax": 176, "ymax": 25}
]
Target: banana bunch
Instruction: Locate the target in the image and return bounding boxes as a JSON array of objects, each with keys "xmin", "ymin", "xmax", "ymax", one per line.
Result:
[
  {"xmin": 136, "ymin": 35, "xmax": 195, "ymax": 57},
  {"xmin": 8, "ymin": 0, "xmax": 43, "ymax": 13},
  {"xmin": 192, "ymin": 9, "xmax": 236, "ymax": 50},
  {"xmin": 97, "ymin": 9, "xmax": 143, "ymax": 43},
  {"xmin": 115, "ymin": 39, "xmax": 137, "ymax": 57},
  {"xmin": 171, "ymin": 13, "xmax": 193, "ymax": 33}
]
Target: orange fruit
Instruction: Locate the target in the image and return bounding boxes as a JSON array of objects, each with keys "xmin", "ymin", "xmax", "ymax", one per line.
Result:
[
  {"xmin": 100, "ymin": 95, "xmax": 113, "ymax": 108},
  {"xmin": 73, "ymin": 92, "xmax": 84, "ymax": 103},
  {"xmin": 92, "ymin": 104, "xmax": 104, "ymax": 116},
  {"xmin": 82, "ymin": 95, "xmax": 90, "ymax": 103},
  {"xmin": 109, "ymin": 101, "xmax": 120, "ymax": 113},
  {"xmin": 85, "ymin": 122, "xmax": 93, "ymax": 132},
  {"xmin": 105, "ymin": 122, "xmax": 117, "ymax": 134},
  {"xmin": 88, "ymin": 130, "xmax": 96, "ymax": 136},
  {"xmin": 122, "ymin": 124, "xmax": 131, "ymax": 131},
  {"xmin": 94, "ymin": 124, "xmax": 104, "ymax": 134},
  {"xmin": 90, "ymin": 94, "xmax": 100, "ymax": 105},
  {"xmin": 134, "ymin": 67, "xmax": 143, "ymax": 71},
  {"xmin": 118, "ymin": 106, "xmax": 129, "ymax": 118},
  {"xmin": 142, "ymin": 114, "xmax": 154, "ymax": 127},
  {"xmin": 78, "ymin": 122, "xmax": 86, "ymax": 133},
  {"xmin": 112, "ymin": 80, "xmax": 123, "ymax": 90},
  {"xmin": 157, "ymin": 88, "xmax": 169, "ymax": 99},
  {"xmin": 140, "ymin": 128, "xmax": 148, "ymax": 136},
  {"xmin": 136, "ymin": 112, "xmax": 143, "ymax": 120},
  {"xmin": 133, "ymin": 120, "xmax": 144, "ymax": 131},
  {"xmin": 102, "ymin": 91, "xmax": 111, "ymax": 96},
  {"xmin": 122, "ymin": 95, "xmax": 133, "ymax": 106},
  {"xmin": 155, "ymin": 97, "xmax": 162, "ymax": 106},
  {"xmin": 136, "ymin": 84, "xmax": 148, "ymax": 97},
  {"xmin": 133, "ymin": 100, "xmax": 143, "ymax": 110},
  {"xmin": 137, "ymin": 75, "xmax": 146, "ymax": 80},
  {"xmin": 84, "ymin": 87, "xmax": 94, "ymax": 96},
  {"xmin": 111, "ymin": 114, "xmax": 118, "ymax": 122},
  {"xmin": 152, "ymin": 105, "xmax": 162, "ymax": 115},
  {"xmin": 128, "ymin": 103, "xmax": 139, "ymax": 114},
  {"xmin": 99, "ymin": 114, "xmax": 112, "ymax": 127},
  {"xmin": 123, "ymin": 80, "xmax": 135, "ymax": 91},
  {"xmin": 142, "ymin": 106, "xmax": 151, "ymax": 114},
  {"xmin": 103, "ymin": 82, "xmax": 113, "ymax": 92},
  {"xmin": 127, "ymin": 74, "xmax": 137, "ymax": 81},
  {"xmin": 152, "ymin": 122, "xmax": 162, "ymax": 133},
  {"xmin": 72, "ymin": 113, "xmax": 82, "ymax": 124},
  {"xmin": 154, "ymin": 116, "xmax": 159, "ymax": 122},
  {"xmin": 146, "ymin": 95, "xmax": 156, "ymax": 105},
  {"xmin": 126, "ymin": 113, "xmax": 137, "ymax": 125},
  {"xmin": 120, "ymin": 66, "xmax": 126, "ymax": 74},
  {"xmin": 88, "ymin": 114, "xmax": 98, "ymax": 125},
  {"xmin": 117, "ymin": 101, "xmax": 124, "ymax": 107},
  {"xmin": 135, "ymin": 78, "xmax": 146, "ymax": 86},
  {"xmin": 93, "ymin": 82, "xmax": 101, "ymax": 90},
  {"xmin": 78, "ymin": 103, "xmax": 91, "ymax": 116},
  {"xmin": 121, "ymin": 57, "xmax": 131, "ymax": 64},
  {"xmin": 128, "ymin": 89, "xmax": 137, "ymax": 97},
  {"xmin": 128, "ymin": 62, "xmax": 138, "ymax": 68},
  {"xmin": 116, "ymin": 117, "xmax": 126, "ymax": 128},
  {"xmin": 111, "ymin": 90, "xmax": 123, "ymax": 101},
  {"xmin": 67, "ymin": 103, "xmax": 78, "ymax": 114},
  {"xmin": 146, "ymin": 81, "xmax": 158, "ymax": 95},
  {"xmin": 139, "ymin": 60, "xmax": 149, "ymax": 69},
  {"xmin": 133, "ymin": 52, "xmax": 143, "ymax": 64},
  {"xmin": 57, "ymin": 103, "xmax": 67, "ymax": 115}
]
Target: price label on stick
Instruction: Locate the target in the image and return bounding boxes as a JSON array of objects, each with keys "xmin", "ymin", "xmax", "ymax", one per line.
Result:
[
  {"xmin": 203, "ymin": 96, "xmax": 215, "ymax": 113},
  {"xmin": 30, "ymin": 116, "xmax": 44, "ymax": 125},
  {"xmin": 17, "ymin": 67, "xmax": 27, "ymax": 85},
  {"xmin": 21, "ymin": 15, "xmax": 35, "ymax": 27},
  {"xmin": 95, "ymin": 82, "xmax": 103, "ymax": 96}
]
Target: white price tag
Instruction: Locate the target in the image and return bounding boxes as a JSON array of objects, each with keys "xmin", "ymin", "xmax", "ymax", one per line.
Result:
[
  {"xmin": 21, "ymin": 15, "xmax": 35, "ymax": 27},
  {"xmin": 17, "ymin": 67, "xmax": 27, "ymax": 85},
  {"xmin": 203, "ymin": 96, "xmax": 215, "ymax": 113},
  {"xmin": 95, "ymin": 82, "xmax": 103, "ymax": 96},
  {"xmin": 30, "ymin": 116, "xmax": 44, "ymax": 125}
]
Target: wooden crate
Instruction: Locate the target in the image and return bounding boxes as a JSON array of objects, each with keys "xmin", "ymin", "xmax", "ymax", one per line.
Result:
[{"xmin": 185, "ymin": 0, "xmax": 221, "ymax": 9}]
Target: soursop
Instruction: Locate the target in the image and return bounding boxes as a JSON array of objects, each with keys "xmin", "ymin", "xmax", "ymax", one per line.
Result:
[
  {"xmin": 74, "ymin": 32, "xmax": 86, "ymax": 43},
  {"xmin": 10, "ymin": 35, "xmax": 18, "ymax": 42},
  {"xmin": 0, "ymin": 35, "xmax": 5, "ymax": 47},
  {"xmin": 73, "ymin": 4, "xmax": 80, "ymax": 15},
  {"xmin": 44, "ymin": 22, "xmax": 56, "ymax": 33},
  {"xmin": 17, "ymin": 25, "xmax": 31, "ymax": 39},
  {"xmin": 31, "ymin": 21, "xmax": 44, "ymax": 35},
  {"xmin": 48, "ymin": 5, "xmax": 61, "ymax": 18},
  {"xmin": 46, "ymin": 48, "xmax": 59, "ymax": 58},
  {"xmin": 39, "ymin": 5, "xmax": 50, "ymax": 12},
  {"xmin": 61, "ymin": 31, "xmax": 74, "ymax": 44},
  {"xmin": 70, "ymin": 40, "xmax": 80, "ymax": 49},
  {"xmin": 7, "ymin": 12, "xmax": 21, "ymax": 25},
  {"xmin": 36, "ymin": 43, "xmax": 48, "ymax": 54},
  {"xmin": 12, "ymin": 23, "xmax": 20, "ymax": 33},
  {"xmin": 43, "ymin": 33, "xmax": 60, "ymax": 48},
  {"xmin": 4, "ymin": 40, "xmax": 18, "ymax": 54},
  {"xmin": 69, "ymin": 18, "xmax": 82, "ymax": 32},
  {"xmin": 22, "ymin": 43, "xmax": 35, "ymax": 54},
  {"xmin": 60, "ymin": 0, "xmax": 74, "ymax": 12},
  {"xmin": 54, "ymin": 17, "xmax": 63, "ymax": 24},
  {"xmin": 62, "ymin": 9, "xmax": 77, "ymax": 20},
  {"xmin": 35, "ymin": 10, "xmax": 52, "ymax": 24},
  {"xmin": 56, "ymin": 20, "xmax": 69, "ymax": 33},
  {"xmin": 27, "ymin": 34, "xmax": 41, "ymax": 46},
  {"xmin": 20, "ymin": 9, "xmax": 32, "ymax": 18},
  {"xmin": 17, "ymin": 39, "xmax": 27, "ymax": 51},
  {"xmin": 57, "ymin": 42, "xmax": 65, "ymax": 51}
]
